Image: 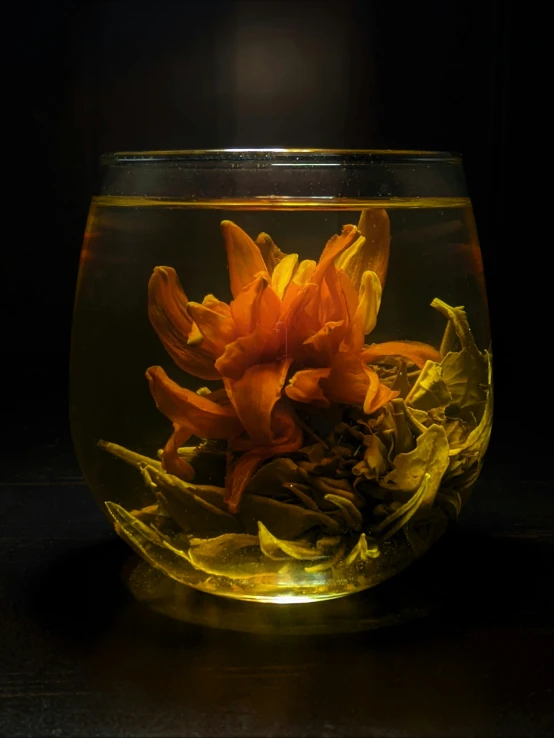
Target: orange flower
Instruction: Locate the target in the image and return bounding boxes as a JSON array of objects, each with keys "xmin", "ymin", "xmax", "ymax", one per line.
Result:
[{"xmin": 147, "ymin": 211, "xmax": 441, "ymax": 511}]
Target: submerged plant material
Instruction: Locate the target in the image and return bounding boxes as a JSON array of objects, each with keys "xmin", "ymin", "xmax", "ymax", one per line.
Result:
[{"xmin": 100, "ymin": 210, "xmax": 492, "ymax": 598}]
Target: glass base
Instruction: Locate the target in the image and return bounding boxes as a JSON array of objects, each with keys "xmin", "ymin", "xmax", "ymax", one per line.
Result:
[{"xmin": 122, "ymin": 555, "xmax": 440, "ymax": 635}]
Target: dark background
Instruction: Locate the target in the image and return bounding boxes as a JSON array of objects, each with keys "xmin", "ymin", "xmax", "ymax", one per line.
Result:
[{"xmin": 8, "ymin": 0, "xmax": 541, "ymax": 477}]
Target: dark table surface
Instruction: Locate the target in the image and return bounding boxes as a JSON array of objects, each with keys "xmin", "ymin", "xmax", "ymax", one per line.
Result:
[{"xmin": 1, "ymin": 434, "xmax": 553, "ymax": 738}]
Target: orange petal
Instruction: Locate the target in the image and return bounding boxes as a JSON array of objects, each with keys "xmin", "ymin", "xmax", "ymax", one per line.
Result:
[
  {"xmin": 225, "ymin": 409, "xmax": 303, "ymax": 513},
  {"xmin": 312, "ymin": 224, "xmax": 360, "ymax": 285},
  {"xmin": 186, "ymin": 301, "xmax": 236, "ymax": 356},
  {"xmin": 282, "ymin": 259, "xmax": 317, "ymax": 306},
  {"xmin": 146, "ymin": 366, "xmax": 243, "ymax": 439},
  {"xmin": 271, "ymin": 253, "xmax": 299, "ymax": 299},
  {"xmin": 148, "ymin": 267, "xmax": 219, "ymax": 380},
  {"xmin": 362, "ymin": 367, "xmax": 399, "ymax": 414},
  {"xmin": 279, "ymin": 282, "xmax": 320, "ymax": 353},
  {"xmin": 342, "ymin": 270, "xmax": 382, "ymax": 351},
  {"xmin": 285, "ymin": 368, "xmax": 331, "ymax": 407},
  {"xmin": 221, "ymin": 221, "xmax": 268, "ymax": 298},
  {"xmin": 230, "ymin": 274, "xmax": 280, "ymax": 337},
  {"xmin": 224, "ymin": 359, "xmax": 292, "ymax": 444},
  {"xmin": 256, "ymin": 232, "xmax": 287, "ymax": 274},
  {"xmin": 319, "ymin": 265, "xmax": 349, "ymax": 324},
  {"xmin": 214, "ymin": 328, "xmax": 267, "ymax": 380},
  {"xmin": 303, "ymin": 320, "xmax": 346, "ymax": 364},
  {"xmin": 364, "ymin": 376, "xmax": 399, "ymax": 415},
  {"xmin": 323, "ymin": 353, "xmax": 369, "ymax": 406},
  {"xmin": 361, "ymin": 340, "xmax": 441, "ymax": 369},
  {"xmin": 335, "ymin": 209, "xmax": 391, "ymax": 289},
  {"xmin": 201, "ymin": 294, "xmax": 232, "ymax": 317},
  {"xmin": 336, "ymin": 267, "xmax": 359, "ymax": 322},
  {"xmin": 161, "ymin": 424, "xmax": 195, "ymax": 479}
]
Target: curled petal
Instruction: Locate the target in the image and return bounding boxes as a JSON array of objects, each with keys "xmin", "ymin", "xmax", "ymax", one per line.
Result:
[
  {"xmin": 336, "ymin": 267, "xmax": 359, "ymax": 322},
  {"xmin": 271, "ymin": 253, "xmax": 299, "ymax": 299},
  {"xmin": 362, "ymin": 367, "xmax": 399, "ymax": 414},
  {"xmin": 221, "ymin": 220, "xmax": 268, "ymax": 298},
  {"xmin": 148, "ymin": 267, "xmax": 219, "ymax": 380},
  {"xmin": 256, "ymin": 232, "xmax": 287, "ymax": 274},
  {"xmin": 303, "ymin": 320, "xmax": 346, "ymax": 364},
  {"xmin": 186, "ymin": 301, "xmax": 236, "ymax": 356},
  {"xmin": 230, "ymin": 274, "xmax": 280, "ymax": 337},
  {"xmin": 312, "ymin": 224, "xmax": 361, "ymax": 285},
  {"xmin": 279, "ymin": 282, "xmax": 319, "ymax": 352},
  {"xmin": 225, "ymin": 409, "xmax": 303, "ymax": 513},
  {"xmin": 201, "ymin": 294, "xmax": 232, "ymax": 317},
  {"xmin": 215, "ymin": 328, "xmax": 267, "ymax": 380},
  {"xmin": 357, "ymin": 271, "xmax": 382, "ymax": 335},
  {"xmin": 161, "ymin": 425, "xmax": 195, "ymax": 480},
  {"xmin": 335, "ymin": 209, "xmax": 390, "ymax": 289},
  {"xmin": 323, "ymin": 353, "xmax": 369, "ymax": 406},
  {"xmin": 361, "ymin": 340, "xmax": 441, "ymax": 369},
  {"xmin": 343, "ymin": 270, "xmax": 382, "ymax": 351},
  {"xmin": 224, "ymin": 359, "xmax": 293, "ymax": 444},
  {"xmin": 319, "ymin": 265, "xmax": 349, "ymax": 324},
  {"xmin": 146, "ymin": 366, "xmax": 243, "ymax": 439},
  {"xmin": 285, "ymin": 368, "xmax": 331, "ymax": 407}
]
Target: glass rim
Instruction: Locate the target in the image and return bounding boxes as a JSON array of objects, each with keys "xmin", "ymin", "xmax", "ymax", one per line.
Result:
[{"xmin": 100, "ymin": 148, "xmax": 462, "ymax": 164}]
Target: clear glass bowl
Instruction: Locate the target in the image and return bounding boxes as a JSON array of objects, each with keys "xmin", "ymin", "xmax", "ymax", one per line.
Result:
[{"xmin": 70, "ymin": 150, "xmax": 493, "ymax": 603}]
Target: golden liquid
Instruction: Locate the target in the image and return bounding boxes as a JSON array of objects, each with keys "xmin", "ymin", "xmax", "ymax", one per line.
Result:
[{"xmin": 71, "ymin": 197, "xmax": 492, "ymax": 602}]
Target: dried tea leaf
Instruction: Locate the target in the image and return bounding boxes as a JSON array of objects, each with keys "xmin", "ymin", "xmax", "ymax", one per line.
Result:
[
  {"xmin": 244, "ymin": 458, "xmax": 304, "ymax": 500},
  {"xmin": 238, "ymin": 489, "xmax": 342, "ymax": 537},
  {"xmin": 389, "ymin": 399, "xmax": 417, "ymax": 455},
  {"xmin": 342, "ymin": 533, "xmax": 380, "ymax": 566},
  {"xmin": 391, "ymin": 362, "xmax": 412, "ymax": 398},
  {"xmin": 438, "ymin": 489, "xmax": 463, "ymax": 518},
  {"xmin": 373, "ymin": 473, "xmax": 430, "ymax": 540},
  {"xmin": 186, "ymin": 533, "xmax": 265, "ymax": 578},
  {"xmin": 380, "ymin": 424, "xmax": 450, "ymax": 510},
  {"xmin": 324, "ymin": 494, "xmax": 363, "ymax": 531},
  {"xmin": 258, "ymin": 522, "xmax": 327, "ymax": 561},
  {"xmin": 404, "ymin": 508, "xmax": 448, "ymax": 556},
  {"xmin": 304, "ymin": 544, "xmax": 346, "ymax": 573},
  {"xmin": 352, "ymin": 434, "xmax": 389, "ymax": 480},
  {"xmin": 300, "ymin": 443, "xmax": 327, "ymax": 464},
  {"xmin": 431, "ymin": 299, "xmax": 489, "ymax": 418},
  {"xmin": 105, "ymin": 501, "xmax": 198, "ymax": 583},
  {"xmin": 448, "ymin": 351, "xmax": 493, "ymax": 459},
  {"xmin": 147, "ymin": 466, "xmax": 243, "ymax": 535},
  {"xmin": 99, "ymin": 440, "xmax": 162, "ymax": 471},
  {"xmin": 284, "ymin": 483, "xmax": 319, "ymax": 510},
  {"xmin": 406, "ymin": 361, "xmax": 452, "ymax": 411},
  {"xmin": 403, "ymin": 405, "xmax": 429, "ymax": 435}
]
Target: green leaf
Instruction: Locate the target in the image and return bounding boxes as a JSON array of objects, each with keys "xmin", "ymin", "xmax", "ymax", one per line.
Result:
[
  {"xmin": 373, "ymin": 473, "xmax": 431, "ymax": 540},
  {"xmin": 391, "ymin": 361, "xmax": 412, "ymax": 398},
  {"xmin": 342, "ymin": 533, "xmax": 380, "ymax": 566},
  {"xmin": 431, "ymin": 299, "xmax": 489, "ymax": 418},
  {"xmin": 186, "ymin": 533, "xmax": 274, "ymax": 579},
  {"xmin": 258, "ymin": 522, "xmax": 328, "ymax": 561},
  {"xmin": 352, "ymin": 434, "xmax": 389, "ymax": 480},
  {"xmin": 406, "ymin": 361, "xmax": 453, "ymax": 411},
  {"xmin": 105, "ymin": 501, "xmax": 198, "ymax": 583},
  {"xmin": 380, "ymin": 424, "xmax": 450, "ymax": 510},
  {"xmin": 389, "ymin": 399, "xmax": 418, "ymax": 455},
  {"xmin": 448, "ymin": 351, "xmax": 493, "ymax": 459},
  {"xmin": 238, "ymin": 490, "xmax": 342, "ymax": 538},
  {"xmin": 98, "ymin": 440, "xmax": 162, "ymax": 470},
  {"xmin": 147, "ymin": 465, "xmax": 243, "ymax": 536},
  {"xmin": 304, "ymin": 544, "xmax": 346, "ymax": 573}
]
